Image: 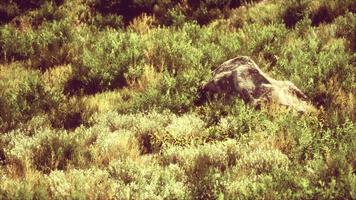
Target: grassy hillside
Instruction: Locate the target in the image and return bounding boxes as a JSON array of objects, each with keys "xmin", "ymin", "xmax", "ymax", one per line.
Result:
[{"xmin": 0, "ymin": 0, "xmax": 355, "ymax": 199}]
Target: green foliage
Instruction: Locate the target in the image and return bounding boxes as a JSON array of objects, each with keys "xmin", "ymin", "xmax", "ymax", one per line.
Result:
[
  {"xmin": 161, "ymin": 140, "xmax": 239, "ymax": 199},
  {"xmin": 0, "ymin": 19, "xmax": 75, "ymax": 69},
  {"xmin": 0, "ymin": 64, "xmax": 50, "ymax": 132},
  {"xmin": 109, "ymin": 160, "xmax": 188, "ymax": 199},
  {"xmin": 335, "ymin": 12, "xmax": 356, "ymax": 51},
  {"xmin": 91, "ymin": 13, "xmax": 124, "ymax": 29},
  {"xmin": 31, "ymin": 130, "xmax": 89, "ymax": 173},
  {"xmin": 0, "ymin": 0, "xmax": 64, "ymax": 25},
  {"xmin": 0, "ymin": 0, "xmax": 355, "ymax": 199},
  {"xmin": 282, "ymin": 0, "xmax": 310, "ymax": 28},
  {"xmin": 93, "ymin": 0, "xmax": 261, "ymax": 25},
  {"xmin": 310, "ymin": 0, "xmax": 356, "ymax": 26},
  {"xmin": 93, "ymin": 0, "xmax": 156, "ymax": 24},
  {"xmin": 66, "ymin": 30, "xmax": 144, "ymax": 94},
  {"xmin": 0, "ymin": 25, "xmax": 35, "ymax": 60}
]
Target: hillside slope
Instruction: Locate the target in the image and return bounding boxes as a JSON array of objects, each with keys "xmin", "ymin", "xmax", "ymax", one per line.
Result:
[{"xmin": 0, "ymin": 0, "xmax": 355, "ymax": 199}]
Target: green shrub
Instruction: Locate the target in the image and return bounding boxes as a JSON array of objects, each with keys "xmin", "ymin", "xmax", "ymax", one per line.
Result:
[
  {"xmin": 0, "ymin": 1, "xmax": 355, "ymax": 199},
  {"xmin": 310, "ymin": 0, "xmax": 356, "ymax": 26},
  {"xmin": 0, "ymin": 19, "xmax": 75, "ymax": 69},
  {"xmin": 276, "ymin": 25, "xmax": 353, "ymax": 95},
  {"xmin": 226, "ymin": 172, "xmax": 281, "ymax": 199},
  {"xmin": 42, "ymin": 64, "xmax": 72, "ymax": 104},
  {"xmin": 134, "ymin": 70, "xmax": 205, "ymax": 113},
  {"xmin": 0, "ymin": 25, "xmax": 35, "ymax": 60},
  {"xmin": 145, "ymin": 27, "xmax": 204, "ymax": 73},
  {"xmin": 282, "ymin": 0, "xmax": 310, "ymax": 28},
  {"xmin": 109, "ymin": 159, "xmax": 188, "ymax": 199},
  {"xmin": 93, "ymin": 0, "xmax": 156, "ymax": 24},
  {"xmin": 29, "ymin": 1, "xmax": 67, "ymax": 27},
  {"xmin": 0, "ymin": 64, "xmax": 50, "ymax": 132},
  {"xmin": 45, "ymin": 169, "xmax": 115, "ymax": 199},
  {"xmin": 90, "ymin": 130, "xmax": 140, "ymax": 166},
  {"xmin": 303, "ymin": 151, "xmax": 356, "ymax": 200},
  {"xmin": 93, "ymin": 0, "xmax": 261, "ymax": 26},
  {"xmin": 90, "ymin": 111, "xmax": 170, "ymax": 153},
  {"xmin": 165, "ymin": 7, "xmax": 187, "ymax": 27},
  {"xmin": 66, "ymin": 29, "xmax": 144, "ymax": 94},
  {"xmin": 91, "ymin": 13, "xmax": 124, "ymax": 29},
  {"xmin": 31, "ymin": 130, "xmax": 89, "ymax": 173},
  {"xmin": 197, "ymin": 100, "xmax": 271, "ymax": 139},
  {"xmin": 30, "ymin": 19, "xmax": 75, "ymax": 69},
  {"xmin": 228, "ymin": 2, "xmax": 284, "ymax": 27},
  {"xmin": 0, "ymin": 2, "xmax": 21, "ymax": 25},
  {"xmin": 3, "ymin": 128, "xmax": 92, "ymax": 175},
  {"xmin": 0, "ymin": 176, "xmax": 50, "ymax": 200},
  {"xmin": 236, "ymin": 147, "xmax": 290, "ymax": 174},
  {"xmin": 0, "ymin": 0, "xmax": 64, "ymax": 25},
  {"xmin": 91, "ymin": 111, "xmax": 207, "ymax": 153},
  {"xmin": 160, "ymin": 140, "xmax": 240, "ymax": 199},
  {"xmin": 335, "ymin": 12, "xmax": 356, "ymax": 51},
  {"xmin": 160, "ymin": 140, "xmax": 240, "ymax": 171},
  {"xmin": 237, "ymin": 22, "xmax": 287, "ymax": 68},
  {"xmin": 49, "ymin": 96, "xmax": 94, "ymax": 130}
]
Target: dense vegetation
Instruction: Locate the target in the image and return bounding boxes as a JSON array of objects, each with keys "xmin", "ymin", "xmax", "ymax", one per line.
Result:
[{"xmin": 0, "ymin": 0, "xmax": 355, "ymax": 199}]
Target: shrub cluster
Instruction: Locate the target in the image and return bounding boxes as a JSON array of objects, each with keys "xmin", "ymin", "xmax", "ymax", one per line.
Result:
[
  {"xmin": 0, "ymin": 0, "xmax": 355, "ymax": 199},
  {"xmin": 0, "ymin": 64, "xmax": 50, "ymax": 131},
  {"xmin": 93, "ymin": 0, "xmax": 262, "ymax": 25}
]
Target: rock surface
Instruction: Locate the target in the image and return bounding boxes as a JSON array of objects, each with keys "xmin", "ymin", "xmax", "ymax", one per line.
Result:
[{"xmin": 196, "ymin": 56, "xmax": 315, "ymax": 113}]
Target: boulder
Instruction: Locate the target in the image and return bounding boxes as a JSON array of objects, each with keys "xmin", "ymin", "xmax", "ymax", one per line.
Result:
[{"xmin": 195, "ymin": 56, "xmax": 315, "ymax": 113}]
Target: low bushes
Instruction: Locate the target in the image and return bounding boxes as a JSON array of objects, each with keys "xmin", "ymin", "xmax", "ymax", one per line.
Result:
[
  {"xmin": 282, "ymin": 0, "xmax": 356, "ymax": 28},
  {"xmin": 0, "ymin": 107, "xmax": 355, "ymax": 199},
  {"xmin": 0, "ymin": 0, "xmax": 355, "ymax": 199},
  {"xmin": 0, "ymin": 64, "xmax": 50, "ymax": 132},
  {"xmin": 93, "ymin": 0, "xmax": 262, "ymax": 25},
  {"xmin": 66, "ymin": 29, "xmax": 145, "ymax": 95},
  {"xmin": 0, "ymin": 0, "xmax": 64, "ymax": 25},
  {"xmin": 0, "ymin": 19, "xmax": 75, "ymax": 69},
  {"xmin": 335, "ymin": 12, "xmax": 356, "ymax": 51}
]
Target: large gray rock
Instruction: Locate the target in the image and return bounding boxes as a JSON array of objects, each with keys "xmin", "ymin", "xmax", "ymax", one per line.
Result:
[{"xmin": 196, "ymin": 56, "xmax": 315, "ymax": 113}]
